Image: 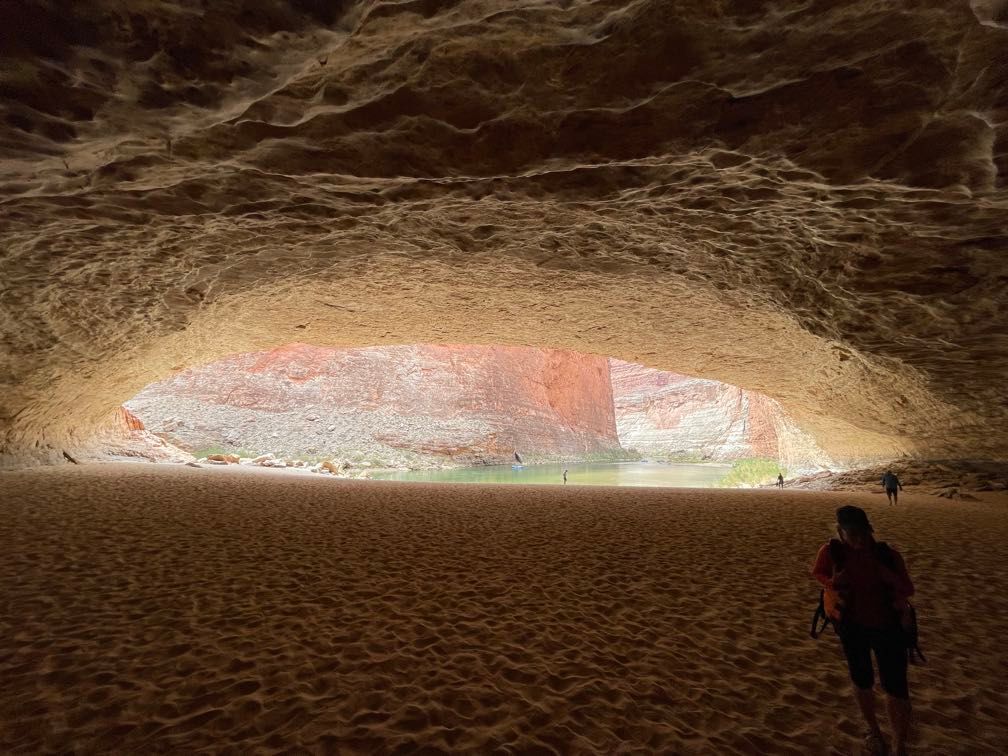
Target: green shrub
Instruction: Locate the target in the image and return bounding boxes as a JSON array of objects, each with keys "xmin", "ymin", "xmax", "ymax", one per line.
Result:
[{"xmin": 718, "ymin": 458, "xmax": 785, "ymax": 487}]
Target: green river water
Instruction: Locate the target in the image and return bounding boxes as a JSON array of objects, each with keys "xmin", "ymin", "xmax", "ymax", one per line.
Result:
[{"xmin": 371, "ymin": 461, "xmax": 732, "ymax": 488}]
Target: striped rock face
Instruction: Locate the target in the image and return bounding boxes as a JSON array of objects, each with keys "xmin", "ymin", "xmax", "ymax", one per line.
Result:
[
  {"xmin": 123, "ymin": 344, "xmax": 832, "ymax": 468},
  {"xmin": 126, "ymin": 344, "xmax": 623, "ymax": 465},
  {"xmin": 609, "ymin": 360, "xmax": 833, "ymax": 470},
  {"xmin": 1, "ymin": 1, "xmax": 1006, "ymax": 466}
]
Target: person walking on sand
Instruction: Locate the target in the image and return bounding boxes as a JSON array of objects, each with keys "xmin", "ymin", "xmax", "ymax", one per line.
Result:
[
  {"xmin": 777, "ymin": 473, "xmax": 785, "ymax": 489},
  {"xmin": 563, "ymin": 468, "xmax": 568, "ymax": 485},
  {"xmin": 812, "ymin": 506, "xmax": 915, "ymax": 756},
  {"xmin": 882, "ymin": 470, "xmax": 903, "ymax": 505}
]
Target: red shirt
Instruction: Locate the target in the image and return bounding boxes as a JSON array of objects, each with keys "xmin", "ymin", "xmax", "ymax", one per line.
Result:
[{"xmin": 812, "ymin": 540, "xmax": 915, "ymax": 629}]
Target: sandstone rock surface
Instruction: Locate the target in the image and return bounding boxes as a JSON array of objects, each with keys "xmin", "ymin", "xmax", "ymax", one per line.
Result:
[
  {"xmin": 71, "ymin": 405, "xmax": 195, "ymax": 465},
  {"xmin": 1, "ymin": 1, "xmax": 1006, "ymax": 465},
  {"xmin": 610, "ymin": 359, "xmax": 832, "ymax": 470},
  {"xmin": 115, "ymin": 407, "xmax": 145, "ymax": 432},
  {"xmin": 784, "ymin": 458, "xmax": 1008, "ymax": 496},
  {"xmin": 127, "ymin": 343, "xmax": 622, "ymax": 466}
]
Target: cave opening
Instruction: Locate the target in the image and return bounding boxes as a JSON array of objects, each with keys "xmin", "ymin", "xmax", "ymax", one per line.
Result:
[
  {"xmin": 118, "ymin": 342, "xmax": 834, "ymax": 488},
  {"xmin": 2, "ymin": 267, "xmax": 925, "ymax": 471}
]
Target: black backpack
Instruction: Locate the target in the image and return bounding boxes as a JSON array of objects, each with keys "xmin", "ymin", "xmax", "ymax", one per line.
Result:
[{"xmin": 809, "ymin": 539, "xmax": 926, "ymax": 664}]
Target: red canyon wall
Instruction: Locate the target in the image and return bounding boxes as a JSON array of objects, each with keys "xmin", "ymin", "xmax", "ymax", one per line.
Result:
[
  {"xmin": 127, "ymin": 345, "xmax": 831, "ymax": 469},
  {"xmin": 115, "ymin": 407, "xmax": 145, "ymax": 432},
  {"xmin": 127, "ymin": 344, "xmax": 621, "ymax": 465},
  {"xmin": 610, "ymin": 360, "xmax": 832, "ymax": 470}
]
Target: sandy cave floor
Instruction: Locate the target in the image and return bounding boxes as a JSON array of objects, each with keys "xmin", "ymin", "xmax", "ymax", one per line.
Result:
[{"xmin": 1, "ymin": 465, "xmax": 1007, "ymax": 754}]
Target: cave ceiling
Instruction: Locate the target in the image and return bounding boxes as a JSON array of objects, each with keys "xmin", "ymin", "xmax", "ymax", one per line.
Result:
[{"xmin": 1, "ymin": 0, "xmax": 1006, "ymax": 463}]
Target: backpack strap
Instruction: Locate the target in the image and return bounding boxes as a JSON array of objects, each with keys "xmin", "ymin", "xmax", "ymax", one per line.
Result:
[
  {"xmin": 904, "ymin": 605, "xmax": 927, "ymax": 663},
  {"xmin": 810, "ymin": 589, "xmax": 830, "ymax": 639},
  {"xmin": 827, "ymin": 538, "xmax": 845, "ymax": 570}
]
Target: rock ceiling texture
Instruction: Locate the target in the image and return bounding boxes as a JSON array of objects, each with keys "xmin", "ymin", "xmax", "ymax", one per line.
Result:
[{"xmin": 1, "ymin": 0, "xmax": 1007, "ymax": 465}]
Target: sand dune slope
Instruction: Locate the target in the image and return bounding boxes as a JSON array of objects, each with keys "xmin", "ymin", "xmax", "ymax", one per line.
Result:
[{"xmin": 1, "ymin": 464, "xmax": 1006, "ymax": 753}]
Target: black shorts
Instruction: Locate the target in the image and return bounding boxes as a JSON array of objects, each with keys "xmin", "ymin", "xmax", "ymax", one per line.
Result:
[{"xmin": 838, "ymin": 623, "xmax": 909, "ymax": 699}]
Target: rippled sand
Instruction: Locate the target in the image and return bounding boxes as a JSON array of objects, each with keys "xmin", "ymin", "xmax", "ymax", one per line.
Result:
[{"xmin": 2, "ymin": 464, "xmax": 1006, "ymax": 753}]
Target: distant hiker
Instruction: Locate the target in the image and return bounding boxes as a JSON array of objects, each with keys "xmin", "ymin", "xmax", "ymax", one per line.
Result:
[
  {"xmin": 882, "ymin": 470, "xmax": 904, "ymax": 505},
  {"xmin": 777, "ymin": 473, "xmax": 785, "ymax": 489},
  {"xmin": 563, "ymin": 468, "xmax": 568, "ymax": 485},
  {"xmin": 812, "ymin": 506, "xmax": 916, "ymax": 756}
]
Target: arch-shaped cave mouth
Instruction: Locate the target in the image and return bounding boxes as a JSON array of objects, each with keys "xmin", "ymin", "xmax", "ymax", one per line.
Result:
[{"xmin": 121, "ymin": 343, "xmax": 833, "ymax": 486}]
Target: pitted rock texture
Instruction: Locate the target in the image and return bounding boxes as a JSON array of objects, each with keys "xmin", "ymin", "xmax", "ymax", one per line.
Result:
[
  {"xmin": 609, "ymin": 359, "xmax": 832, "ymax": 471},
  {"xmin": 1, "ymin": 1, "xmax": 1007, "ymax": 465},
  {"xmin": 127, "ymin": 344, "xmax": 621, "ymax": 465}
]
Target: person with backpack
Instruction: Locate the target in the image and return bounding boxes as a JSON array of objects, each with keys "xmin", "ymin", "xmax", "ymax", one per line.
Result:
[{"xmin": 811, "ymin": 506, "xmax": 916, "ymax": 755}]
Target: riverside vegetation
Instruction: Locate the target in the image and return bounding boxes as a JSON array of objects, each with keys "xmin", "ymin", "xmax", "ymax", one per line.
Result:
[{"xmin": 717, "ymin": 458, "xmax": 786, "ymax": 487}]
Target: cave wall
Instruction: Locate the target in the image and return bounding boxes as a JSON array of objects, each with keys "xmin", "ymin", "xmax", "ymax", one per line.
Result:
[{"xmin": 2, "ymin": 1, "xmax": 1006, "ymax": 466}]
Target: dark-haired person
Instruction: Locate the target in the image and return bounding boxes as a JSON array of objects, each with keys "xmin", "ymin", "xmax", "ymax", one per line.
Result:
[
  {"xmin": 882, "ymin": 470, "xmax": 903, "ymax": 505},
  {"xmin": 812, "ymin": 506, "xmax": 915, "ymax": 756}
]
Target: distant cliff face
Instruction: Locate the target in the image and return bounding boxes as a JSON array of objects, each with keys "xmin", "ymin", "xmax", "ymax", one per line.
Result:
[
  {"xmin": 127, "ymin": 345, "xmax": 832, "ymax": 470},
  {"xmin": 127, "ymin": 344, "xmax": 621, "ymax": 465},
  {"xmin": 609, "ymin": 359, "xmax": 832, "ymax": 470}
]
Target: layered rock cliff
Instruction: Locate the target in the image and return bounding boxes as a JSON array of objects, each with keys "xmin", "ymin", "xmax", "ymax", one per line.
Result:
[
  {"xmin": 127, "ymin": 345, "xmax": 830, "ymax": 470},
  {"xmin": 610, "ymin": 360, "xmax": 832, "ymax": 471},
  {"xmin": 127, "ymin": 344, "xmax": 621, "ymax": 466}
]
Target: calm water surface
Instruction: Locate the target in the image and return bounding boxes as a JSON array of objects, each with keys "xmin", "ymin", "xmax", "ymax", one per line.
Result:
[{"xmin": 372, "ymin": 462, "xmax": 732, "ymax": 488}]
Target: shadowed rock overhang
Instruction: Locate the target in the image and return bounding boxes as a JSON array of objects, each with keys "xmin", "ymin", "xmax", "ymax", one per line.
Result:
[{"xmin": 1, "ymin": 0, "xmax": 1006, "ymax": 465}]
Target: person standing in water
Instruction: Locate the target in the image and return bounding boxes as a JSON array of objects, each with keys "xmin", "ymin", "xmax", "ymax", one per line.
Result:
[
  {"xmin": 777, "ymin": 473, "xmax": 785, "ymax": 489},
  {"xmin": 563, "ymin": 468, "xmax": 568, "ymax": 485},
  {"xmin": 812, "ymin": 506, "xmax": 915, "ymax": 756},
  {"xmin": 882, "ymin": 470, "xmax": 903, "ymax": 505}
]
